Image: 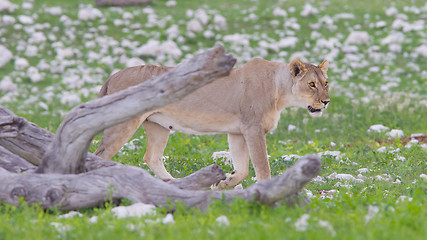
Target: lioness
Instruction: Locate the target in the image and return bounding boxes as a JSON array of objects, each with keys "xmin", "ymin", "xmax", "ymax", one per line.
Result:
[{"xmin": 95, "ymin": 58, "xmax": 330, "ymax": 188}]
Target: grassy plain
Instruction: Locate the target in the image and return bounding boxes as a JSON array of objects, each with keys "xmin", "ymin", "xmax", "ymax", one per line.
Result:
[{"xmin": 0, "ymin": 0, "xmax": 426, "ymax": 239}]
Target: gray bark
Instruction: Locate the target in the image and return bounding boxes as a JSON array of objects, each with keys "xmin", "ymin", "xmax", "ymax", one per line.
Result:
[
  {"xmin": 0, "ymin": 107, "xmax": 226, "ymax": 191},
  {"xmin": 0, "ymin": 155, "xmax": 320, "ymax": 210},
  {"xmin": 95, "ymin": 0, "xmax": 152, "ymax": 7}
]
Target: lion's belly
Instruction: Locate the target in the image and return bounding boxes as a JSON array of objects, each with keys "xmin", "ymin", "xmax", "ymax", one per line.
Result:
[{"xmin": 146, "ymin": 112, "xmax": 241, "ymax": 135}]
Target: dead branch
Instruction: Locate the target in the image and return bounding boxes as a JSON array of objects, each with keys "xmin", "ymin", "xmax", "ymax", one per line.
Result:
[
  {"xmin": 95, "ymin": 0, "xmax": 152, "ymax": 7},
  {"xmin": 0, "ymin": 155, "xmax": 320, "ymax": 210}
]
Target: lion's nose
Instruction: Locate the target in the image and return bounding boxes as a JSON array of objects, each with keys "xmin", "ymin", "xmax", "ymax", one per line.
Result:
[{"xmin": 321, "ymin": 100, "xmax": 330, "ymax": 105}]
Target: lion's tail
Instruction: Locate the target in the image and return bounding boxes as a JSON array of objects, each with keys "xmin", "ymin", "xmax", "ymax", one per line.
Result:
[{"xmin": 98, "ymin": 77, "xmax": 111, "ymax": 98}]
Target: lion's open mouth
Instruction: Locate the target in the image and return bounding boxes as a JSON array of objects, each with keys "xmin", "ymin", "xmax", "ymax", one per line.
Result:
[{"xmin": 307, "ymin": 106, "xmax": 322, "ymax": 113}]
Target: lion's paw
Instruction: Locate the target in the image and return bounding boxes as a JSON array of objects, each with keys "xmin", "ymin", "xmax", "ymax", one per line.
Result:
[{"xmin": 211, "ymin": 171, "xmax": 236, "ymax": 190}]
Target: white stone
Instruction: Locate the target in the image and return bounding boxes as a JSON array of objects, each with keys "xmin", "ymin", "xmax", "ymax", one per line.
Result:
[
  {"xmin": 364, "ymin": 205, "xmax": 379, "ymax": 223},
  {"xmin": 319, "ymin": 151, "xmax": 345, "ymax": 160},
  {"xmin": 122, "ymin": 12, "xmax": 133, "ymax": 19},
  {"xmin": 295, "ymin": 214, "xmax": 310, "ymax": 231},
  {"xmin": 277, "ymin": 37, "xmax": 299, "ymax": 49},
  {"xmin": 203, "ymin": 30, "xmax": 215, "ymax": 39},
  {"xmin": 14, "ymin": 57, "xmax": 29, "ymax": 70},
  {"xmin": 112, "ymin": 203, "xmax": 156, "ymax": 219},
  {"xmin": 281, "ymin": 154, "xmax": 301, "ymax": 161},
  {"xmin": 415, "ymin": 45, "xmax": 427, "ymax": 57},
  {"xmin": 311, "ymin": 176, "xmax": 325, "ymax": 184},
  {"xmin": 288, "ymin": 124, "xmax": 297, "ymax": 131},
  {"xmin": 27, "ymin": 66, "xmax": 42, "ymax": 82},
  {"xmin": 411, "ymin": 133, "xmax": 424, "ymax": 138},
  {"xmin": 385, "ymin": 7, "xmax": 398, "ymax": 16},
  {"xmin": 165, "ymin": 1, "xmax": 177, "ymax": 8},
  {"xmin": 0, "ymin": 45, "xmax": 13, "ymax": 67},
  {"xmin": 46, "ymin": 6, "xmax": 62, "ymax": 16},
  {"xmin": 273, "ymin": 7, "xmax": 287, "ymax": 17},
  {"xmin": 22, "ymin": 2, "xmax": 33, "ymax": 9},
  {"xmin": 161, "ymin": 40, "xmax": 182, "ymax": 58},
  {"xmin": 162, "ymin": 214, "xmax": 174, "ymax": 224},
  {"xmin": 345, "ymin": 31, "xmax": 369, "ymax": 45},
  {"xmin": 386, "ymin": 129, "xmax": 404, "ymax": 138},
  {"xmin": 135, "ymin": 39, "xmax": 182, "ymax": 59},
  {"xmin": 17, "ymin": 15, "xmax": 34, "ymax": 24},
  {"xmin": 59, "ymin": 211, "xmax": 83, "ymax": 219},
  {"xmin": 0, "ymin": 76, "xmax": 17, "ymax": 93},
  {"xmin": 357, "ymin": 168, "xmax": 369, "ymax": 173},
  {"xmin": 25, "ymin": 45, "xmax": 38, "ymax": 57},
  {"xmin": 327, "ymin": 172, "xmax": 363, "ymax": 183},
  {"xmin": 166, "ymin": 24, "xmax": 180, "ymax": 39},
  {"xmin": 50, "ymin": 222, "xmax": 72, "ymax": 233},
  {"xmin": 187, "ymin": 18, "xmax": 203, "ymax": 33},
  {"xmin": 194, "ymin": 9, "xmax": 209, "ymax": 26},
  {"xmin": 0, "ymin": 0, "xmax": 15, "ymax": 12},
  {"xmin": 216, "ymin": 216, "xmax": 230, "ymax": 226},
  {"xmin": 78, "ymin": 6, "xmax": 103, "ymax": 21},
  {"xmin": 126, "ymin": 57, "xmax": 145, "ymax": 68},
  {"xmin": 89, "ymin": 216, "xmax": 98, "ymax": 223},
  {"xmin": 213, "ymin": 14, "xmax": 227, "ymax": 30},
  {"xmin": 223, "ymin": 33, "xmax": 250, "ymax": 46},
  {"xmin": 56, "ymin": 47, "xmax": 74, "ymax": 59},
  {"xmin": 381, "ymin": 32, "xmax": 405, "ymax": 45},
  {"xmin": 29, "ymin": 32, "xmax": 47, "ymax": 44},
  {"xmin": 375, "ymin": 21, "xmax": 387, "ymax": 28},
  {"xmin": 1, "ymin": 15, "xmax": 15, "ymax": 25},
  {"xmin": 212, "ymin": 151, "xmax": 232, "ymax": 166},
  {"xmin": 367, "ymin": 124, "xmax": 389, "ymax": 133},
  {"xmin": 301, "ymin": 3, "xmax": 319, "ymax": 17},
  {"xmin": 60, "ymin": 92, "xmax": 81, "ymax": 106},
  {"xmin": 396, "ymin": 195, "xmax": 413, "ymax": 203}
]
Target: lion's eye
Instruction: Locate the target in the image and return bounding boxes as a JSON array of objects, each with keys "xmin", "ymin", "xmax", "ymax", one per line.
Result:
[
  {"xmin": 325, "ymin": 82, "xmax": 328, "ymax": 87},
  {"xmin": 309, "ymin": 82, "xmax": 316, "ymax": 88}
]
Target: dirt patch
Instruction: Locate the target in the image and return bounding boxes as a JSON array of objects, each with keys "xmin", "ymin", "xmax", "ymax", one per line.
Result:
[{"xmin": 376, "ymin": 135, "xmax": 427, "ymax": 146}]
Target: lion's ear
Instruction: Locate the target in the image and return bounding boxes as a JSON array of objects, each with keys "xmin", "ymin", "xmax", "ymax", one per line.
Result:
[
  {"xmin": 289, "ymin": 59, "xmax": 308, "ymax": 79},
  {"xmin": 318, "ymin": 60, "xmax": 329, "ymax": 78}
]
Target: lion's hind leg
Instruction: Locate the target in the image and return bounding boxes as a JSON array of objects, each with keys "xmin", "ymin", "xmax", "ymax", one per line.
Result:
[
  {"xmin": 142, "ymin": 120, "xmax": 173, "ymax": 180},
  {"xmin": 95, "ymin": 116, "xmax": 144, "ymax": 160}
]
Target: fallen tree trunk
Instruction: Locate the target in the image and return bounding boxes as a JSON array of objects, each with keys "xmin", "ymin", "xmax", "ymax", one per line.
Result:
[
  {"xmin": 95, "ymin": 0, "xmax": 152, "ymax": 7},
  {"xmin": 0, "ymin": 106, "xmax": 119, "ymax": 171},
  {"xmin": 0, "ymin": 155, "xmax": 320, "ymax": 210},
  {"xmin": 0, "ymin": 110, "xmax": 226, "ymax": 190}
]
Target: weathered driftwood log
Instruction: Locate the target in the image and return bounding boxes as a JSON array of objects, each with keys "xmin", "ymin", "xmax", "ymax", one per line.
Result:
[
  {"xmin": 0, "ymin": 106, "xmax": 119, "ymax": 171},
  {"xmin": 0, "ymin": 146, "xmax": 36, "ymax": 173},
  {"xmin": 37, "ymin": 45, "xmax": 235, "ymax": 174},
  {"xmin": 0, "ymin": 112, "xmax": 226, "ymax": 190},
  {"xmin": 0, "ymin": 155, "xmax": 320, "ymax": 210},
  {"xmin": 95, "ymin": 0, "xmax": 152, "ymax": 7}
]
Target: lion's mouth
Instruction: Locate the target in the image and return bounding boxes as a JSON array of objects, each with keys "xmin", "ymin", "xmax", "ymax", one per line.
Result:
[{"xmin": 307, "ymin": 106, "xmax": 322, "ymax": 113}]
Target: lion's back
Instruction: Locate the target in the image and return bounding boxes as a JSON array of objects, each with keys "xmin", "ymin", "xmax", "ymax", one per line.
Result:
[{"xmin": 99, "ymin": 65, "xmax": 173, "ymax": 97}]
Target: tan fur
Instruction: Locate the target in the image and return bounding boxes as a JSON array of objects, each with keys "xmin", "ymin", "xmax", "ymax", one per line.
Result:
[{"xmin": 94, "ymin": 58, "xmax": 330, "ymax": 188}]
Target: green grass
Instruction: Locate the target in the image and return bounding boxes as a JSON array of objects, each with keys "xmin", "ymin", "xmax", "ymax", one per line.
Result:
[{"xmin": 1, "ymin": 0, "xmax": 426, "ymax": 239}]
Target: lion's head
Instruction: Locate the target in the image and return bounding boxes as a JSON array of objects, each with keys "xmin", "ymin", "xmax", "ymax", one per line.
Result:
[{"xmin": 289, "ymin": 59, "xmax": 330, "ymax": 117}]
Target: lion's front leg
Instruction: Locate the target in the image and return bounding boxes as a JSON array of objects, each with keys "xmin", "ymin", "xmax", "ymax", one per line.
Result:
[
  {"xmin": 242, "ymin": 125, "xmax": 271, "ymax": 181},
  {"xmin": 212, "ymin": 133, "xmax": 250, "ymax": 189}
]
